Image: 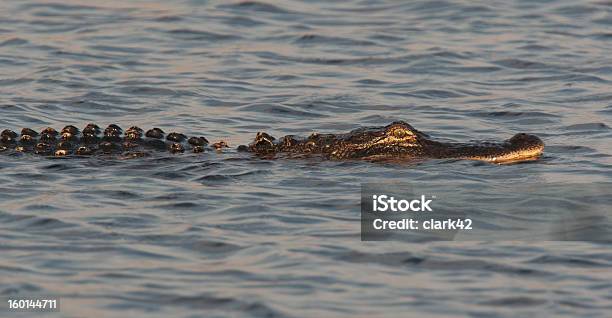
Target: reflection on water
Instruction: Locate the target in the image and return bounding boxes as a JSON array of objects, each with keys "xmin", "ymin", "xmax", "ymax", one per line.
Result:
[{"xmin": 0, "ymin": 0, "xmax": 611, "ymax": 317}]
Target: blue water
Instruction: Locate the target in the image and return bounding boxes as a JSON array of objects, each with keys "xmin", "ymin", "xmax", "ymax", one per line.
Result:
[{"xmin": 1, "ymin": 0, "xmax": 611, "ymax": 317}]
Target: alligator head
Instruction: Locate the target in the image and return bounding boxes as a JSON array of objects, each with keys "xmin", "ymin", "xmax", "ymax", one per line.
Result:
[
  {"xmin": 246, "ymin": 121, "xmax": 544, "ymax": 163},
  {"xmin": 330, "ymin": 121, "xmax": 545, "ymax": 163},
  {"xmin": 327, "ymin": 121, "xmax": 429, "ymax": 159}
]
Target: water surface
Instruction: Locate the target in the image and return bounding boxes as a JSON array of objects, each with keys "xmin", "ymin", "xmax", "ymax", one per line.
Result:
[{"xmin": 1, "ymin": 0, "xmax": 611, "ymax": 317}]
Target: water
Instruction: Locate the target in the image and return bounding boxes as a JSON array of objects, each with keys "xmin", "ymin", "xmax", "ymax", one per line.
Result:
[{"xmin": 1, "ymin": 0, "xmax": 611, "ymax": 317}]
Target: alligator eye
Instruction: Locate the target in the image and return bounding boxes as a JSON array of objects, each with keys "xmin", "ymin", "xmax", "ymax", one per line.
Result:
[{"xmin": 393, "ymin": 129, "xmax": 408, "ymax": 138}]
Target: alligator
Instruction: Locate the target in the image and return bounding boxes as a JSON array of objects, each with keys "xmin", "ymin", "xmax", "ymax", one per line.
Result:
[{"xmin": 0, "ymin": 121, "xmax": 544, "ymax": 163}]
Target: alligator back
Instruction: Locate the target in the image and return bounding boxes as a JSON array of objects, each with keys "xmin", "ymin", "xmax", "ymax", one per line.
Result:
[{"xmin": 0, "ymin": 124, "xmax": 227, "ymax": 158}]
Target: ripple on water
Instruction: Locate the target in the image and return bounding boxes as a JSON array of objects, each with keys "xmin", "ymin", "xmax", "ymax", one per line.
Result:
[
  {"xmin": 164, "ymin": 28, "xmax": 242, "ymax": 41},
  {"xmin": 0, "ymin": 0, "xmax": 611, "ymax": 317},
  {"xmin": 218, "ymin": 1, "xmax": 294, "ymax": 14}
]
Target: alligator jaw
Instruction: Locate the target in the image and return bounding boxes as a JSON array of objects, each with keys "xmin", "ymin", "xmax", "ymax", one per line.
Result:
[{"xmin": 428, "ymin": 133, "xmax": 545, "ymax": 164}]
